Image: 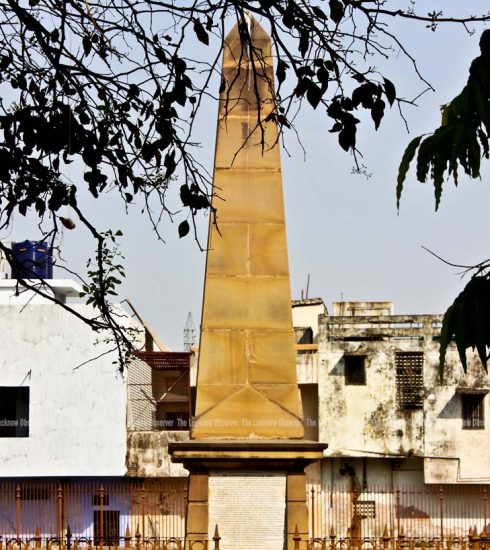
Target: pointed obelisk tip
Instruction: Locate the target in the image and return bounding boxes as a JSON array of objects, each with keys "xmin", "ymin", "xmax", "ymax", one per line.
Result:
[{"xmin": 225, "ymin": 13, "xmax": 270, "ymax": 43}]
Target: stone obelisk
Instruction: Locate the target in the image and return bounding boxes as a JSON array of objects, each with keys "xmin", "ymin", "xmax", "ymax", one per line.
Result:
[
  {"xmin": 170, "ymin": 17, "xmax": 326, "ymax": 550},
  {"xmin": 192, "ymin": 18, "xmax": 303, "ymax": 441}
]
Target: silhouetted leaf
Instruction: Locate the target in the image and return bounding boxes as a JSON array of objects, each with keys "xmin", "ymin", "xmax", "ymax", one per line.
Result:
[
  {"xmin": 282, "ymin": 5, "xmax": 295, "ymax": 29},
  {"xmin": 396, "ymin": 135, "xmax": 423, "ymax": 208},
  {"xmin": 383, "ymin": 77, "xmax": 396, "ymax": 106},
  {"xmin": 276, "ymin": 59, "xmax": 288, "ymax": 85},
  {"xmin": 439, "ymin": 305, "xmax": 454, "ymax": 382},
  {"xmin": 180, "ymin": 184, "xmax": 192, "ymax": 206},
  {"xmin": 312, "ymin": 6, "xmax": 328, "ymax": 20},
  {"xmin": 338, "ymin": 125, "xmax": 355, "ymax": 151},
  {"xmin": 164, "ymin": 150, "xmax": 176, "ymax": 178},
  {"xmin": 178, "ymin": 220, "xmax": 190, "ymax": 238},
  {"xmin": 193, "ymin": 19, "xmax": 209, "ymax": 45},
  {"xmin": 306, "ymin": 81, "xmax": 322, "ymax": 109},
  {"xmin": 299, "ymin": 30, "xmax": 309, "ymax": 57},
  {"xmin": 329, "ymin": 0, "xmax": 344, "ymax": 24},
  {"xmin": 371, "ymin": 97, "xmax": 385, "ymax": 129},
  {"xmin": 317, "ymin": 66, "xmax": 329, "ymax": 91},
  {"xmin": 294, "ymin": 77, "xmax": 310, "ymax": 98},
  {"xmin": 155, "ymin": 47, "xmax": 167, "ymax": 63}
]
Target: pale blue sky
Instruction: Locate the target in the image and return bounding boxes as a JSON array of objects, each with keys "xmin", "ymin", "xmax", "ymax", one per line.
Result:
[{"xmin": 5, "ymin": 4, "xmax": 490, "ymax": 351}]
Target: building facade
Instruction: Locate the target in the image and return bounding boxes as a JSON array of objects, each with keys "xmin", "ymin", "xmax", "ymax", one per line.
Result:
[
  {"xmin": 2, "ymin": 276, "xmax": 489, "ymax": 542},
  {"xmin": 293, "ymin": 299, "xmax": 490, "ymax": 539},
  {"xmin": 0, "ymin": 278, "xmax": 188, "ymax": 542}
]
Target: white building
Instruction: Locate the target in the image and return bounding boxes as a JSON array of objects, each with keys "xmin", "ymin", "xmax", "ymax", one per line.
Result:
[{"xmin": 0, "ymin": 276, "xmax": 187, "ymax": 542}]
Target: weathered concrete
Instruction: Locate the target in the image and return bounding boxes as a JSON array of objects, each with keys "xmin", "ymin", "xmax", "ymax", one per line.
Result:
[
  {"xmin": 126, "ymin": 431, "xmax": 189, "ymax": 477},
  {"xmin": 294, "ymin": 300, "xmax": 490, "ymax": 484}
]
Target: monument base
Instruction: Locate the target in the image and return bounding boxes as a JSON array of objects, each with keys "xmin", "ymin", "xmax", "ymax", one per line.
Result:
[{"xmin": 169, "ymin": 440, "xmax": 327, "ymax": 550}]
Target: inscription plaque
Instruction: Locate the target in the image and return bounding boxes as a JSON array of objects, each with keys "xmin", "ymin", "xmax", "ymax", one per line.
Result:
[{"xmin": 208, "ymin": 471, "xmax": 286, "ymax": 550}]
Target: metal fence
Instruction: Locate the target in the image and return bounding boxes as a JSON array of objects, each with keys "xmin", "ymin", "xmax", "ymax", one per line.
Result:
[
  {"xmin": 0, "ymin": 480, "xmax": 187, "ymax": 541},
  {"xmin": 308, "ymin": 485, "xmax": 490, "ymax": 540},
  {"xmin": 293, "ymin": 529, "xmax": 490, "ymax": 550}
]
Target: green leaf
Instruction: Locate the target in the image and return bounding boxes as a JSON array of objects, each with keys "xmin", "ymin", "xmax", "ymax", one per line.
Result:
[
  {"xmin": 396, "ymin": 135, "xmax": 423, "ymax": 209},
  {"xmin": 416, "ymin": 136, "xmax": 433, "ymax": 183}
]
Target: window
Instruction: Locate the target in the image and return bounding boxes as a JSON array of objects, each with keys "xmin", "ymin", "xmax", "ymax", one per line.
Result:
[
  {"xmin": 294, "ymin": 326, "xmax": 313, "ymax": 345},
  {"xmin": 0, "ymin": 387, "xmax": 29, "ymax": 437},
  {"xmin": 353, "ymin": 500, "xmax": 376, "ymax": 519},
  {"xmin": 395, "ymin": 352, "xmax": 423, "ymax": 409},
  {"xmin": 344, "ymin": 355, "xmax": 366, "ymax": 385},
  {"xmin": 462, "ymin": 394, "xmax": 485, "ymax": 429}
]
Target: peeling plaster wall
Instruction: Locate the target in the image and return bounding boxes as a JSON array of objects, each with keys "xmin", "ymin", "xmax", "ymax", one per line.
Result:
[
  {"xmin": 294, "ymin": 302, "xmax": 490, "ymax": 485},
  {"xmin": 315, "ymin": 313, "xmax": 490, "ymax": 483},
  {"xmin": 423, "ymin": 345, "xmax": 490, "ymax": 483},
  {"xmin": 318, "ymin": 338, "xmax": 426, "ymax": 459},
  {"xmin": 126, "ymin": 431, "xmax": 189, "ymax": 477},
  {"xmin": 0, "ymin": 298, "xmax": 143, "ymax": 476}
]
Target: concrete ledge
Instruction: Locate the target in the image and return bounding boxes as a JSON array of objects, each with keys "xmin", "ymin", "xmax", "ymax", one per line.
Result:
[{"xmin": 169, "ymin": 439, "xmax": 327, "ymax": 471}]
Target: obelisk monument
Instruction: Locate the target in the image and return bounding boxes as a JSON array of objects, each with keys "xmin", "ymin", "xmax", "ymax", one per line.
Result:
[{"xmin": 170, "ymin": 16, "xmax": 326, "ymax": 550}]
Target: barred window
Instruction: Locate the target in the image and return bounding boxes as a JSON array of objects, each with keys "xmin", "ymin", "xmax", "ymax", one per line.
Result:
[
  {"xmin": 353, "ymin": 500, "xmax": 376, "ymax": 519},
  {"xmin": 462, "ymin": 394, "xmax": 485, "ymax": 429},
  {"xmin": 344, "ymin": 355, "xmax": 366, "ymax": 385},
  {"xmin": 395, "ymin": 352, "xmax": 423, "ymax": 409}
]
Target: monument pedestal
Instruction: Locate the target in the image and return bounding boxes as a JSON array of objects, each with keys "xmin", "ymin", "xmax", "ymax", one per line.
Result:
[{"xmin": 169, "ymin": 440, "xmax": 326, "ymax": 549}]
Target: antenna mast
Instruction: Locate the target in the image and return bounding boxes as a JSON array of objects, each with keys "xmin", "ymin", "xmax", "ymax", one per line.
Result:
[{"xmin": 183, "ymin": 312, "xmax": 196, "ymax": 351}]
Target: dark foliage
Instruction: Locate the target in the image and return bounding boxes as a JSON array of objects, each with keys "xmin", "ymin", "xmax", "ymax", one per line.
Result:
[
  {"xmin": 397, "ymin": 30, "xmax": 490, "ymax": 377},
  {"xmin": 0, "ymin": 1, "xmax": 489, "ymax": 367},
  {"xmin": 397, "ymin": 30, "xmax": 490, "ymax": 211}
]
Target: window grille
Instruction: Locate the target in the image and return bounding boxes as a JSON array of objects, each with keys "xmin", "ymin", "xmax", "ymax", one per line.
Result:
[
  {"xmin": 395, "ymin": 352, "xmax": 423, "ymax": 409},
  {"xmin": 344, "ymin": 355, "xmax": 366, "ymax": 385},
  {"xmin": 462, "ymin": 394, "xmax": 485, "ymax": 429},
  {"xmin": 353, "ymin": 500, "xmax": 376, "ymax": 518}
]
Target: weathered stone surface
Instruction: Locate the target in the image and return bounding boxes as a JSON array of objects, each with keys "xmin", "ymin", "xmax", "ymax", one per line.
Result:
[
  {"xmin": 193, "ymin": 16, "xmax": 304, "ymax": 439},
  {"xmin": 126, "ymin": 431, "xmax": 189, "ymax": 477}
]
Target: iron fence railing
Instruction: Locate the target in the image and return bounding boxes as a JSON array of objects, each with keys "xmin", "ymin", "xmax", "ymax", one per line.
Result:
[
  {"xmin": 0, "ymin": 529, "xmax": 222, "ymax": 550},
  {"xmin": 308, "ymin": 485, "xmax": 490, "ymax": 540},
  {"xmin": 292, "ymin": 529, "xmax": 490, "ymax": 550},
  {"xmin": 0, "ymin": 480, "xmax": 187, "ymax": 541}
]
